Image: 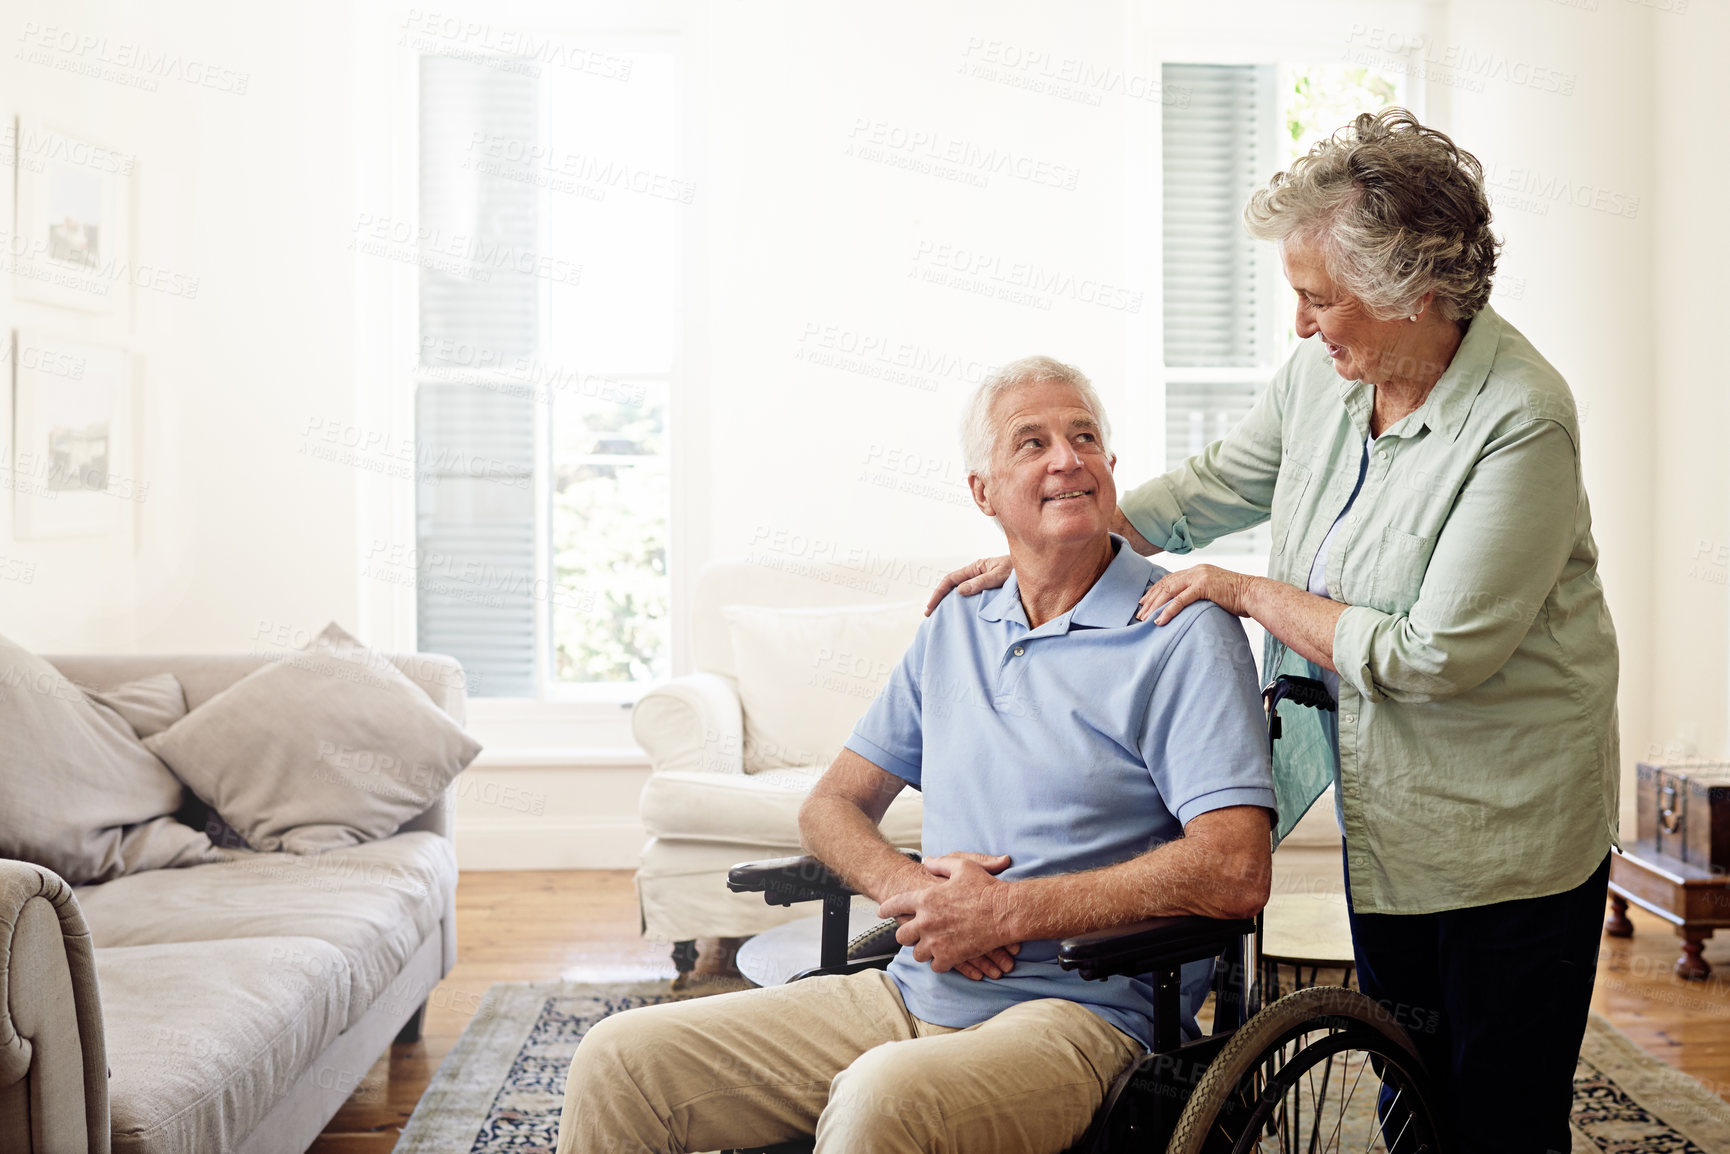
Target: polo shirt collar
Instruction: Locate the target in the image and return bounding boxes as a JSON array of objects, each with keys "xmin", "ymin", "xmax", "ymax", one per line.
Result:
[
  {"xmin": 1338, "ymin": 303, "xmax": 1503, "ymax": 443},
  {"xmin": 977, "ymin": 535, "xmax": 1148, "ymax": 632}
]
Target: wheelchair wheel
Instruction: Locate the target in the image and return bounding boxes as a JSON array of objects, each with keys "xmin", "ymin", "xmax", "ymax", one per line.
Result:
[{"xmin": 1167, "ymin": 986, "xmax": 1442, "ymax": 1154}]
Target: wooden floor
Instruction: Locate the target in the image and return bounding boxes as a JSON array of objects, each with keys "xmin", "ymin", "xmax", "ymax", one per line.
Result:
[{"xmin": 309, "ymin": 869, "xmax": 1730, "ymax": 1151}]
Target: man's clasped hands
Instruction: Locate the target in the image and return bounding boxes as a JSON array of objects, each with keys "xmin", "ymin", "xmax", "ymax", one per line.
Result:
[{"xmin": 878, "ymin": 851, "xmax": 1023, "ymax": 982}]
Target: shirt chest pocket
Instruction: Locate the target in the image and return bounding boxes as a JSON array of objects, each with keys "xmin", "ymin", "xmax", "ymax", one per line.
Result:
[
  {"xmin": 1270, "ymin": 459, "xmax": 1314, "ymax": 560},
  {"xmin": 1367, "ymin": 526, "xmax": 1440, "ymax": 615}
]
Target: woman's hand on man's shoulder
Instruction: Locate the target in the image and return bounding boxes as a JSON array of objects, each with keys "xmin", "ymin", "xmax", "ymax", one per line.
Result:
[{"xmin": 924, "ymin": 556, "xmax": 1012, "ymax": 616}]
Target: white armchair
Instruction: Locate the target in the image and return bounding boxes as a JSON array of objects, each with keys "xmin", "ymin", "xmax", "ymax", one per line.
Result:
[{"xmin": 633, "ymin": 558, "xmax": 956, "ymax": 981}]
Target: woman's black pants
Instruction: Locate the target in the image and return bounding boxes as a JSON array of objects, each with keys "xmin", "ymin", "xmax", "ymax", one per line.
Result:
[{"xmin": 1343, "ymin": 850, "xmax": 1611, "ymax": 1154}]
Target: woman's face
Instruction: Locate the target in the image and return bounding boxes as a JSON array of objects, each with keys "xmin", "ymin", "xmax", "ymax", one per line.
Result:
[{"xmin": 1280, "ymin": 239, "xmax": 1414, "ymax": 385}]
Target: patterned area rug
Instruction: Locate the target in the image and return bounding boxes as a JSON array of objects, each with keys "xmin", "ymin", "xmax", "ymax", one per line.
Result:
[{"xmin": 394, "ymin": 981, "xmax": 1730, "ymax": 1153}]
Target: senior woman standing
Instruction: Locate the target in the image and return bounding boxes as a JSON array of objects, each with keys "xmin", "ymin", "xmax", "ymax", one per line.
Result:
[{"xmin": 933, "ymin": 108, "xmax": 1618, "ymax": 1151}]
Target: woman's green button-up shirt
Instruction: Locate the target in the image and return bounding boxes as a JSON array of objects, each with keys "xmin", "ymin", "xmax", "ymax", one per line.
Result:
[{"xmin": 1121, "ymin": 304, "xmax": 1620, "ymax": 915}]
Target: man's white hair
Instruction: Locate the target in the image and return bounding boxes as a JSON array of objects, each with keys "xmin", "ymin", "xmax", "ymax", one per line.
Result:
[{"xmin": 961, "ymin": 355, "xmax": 1111, "ymax": 481}]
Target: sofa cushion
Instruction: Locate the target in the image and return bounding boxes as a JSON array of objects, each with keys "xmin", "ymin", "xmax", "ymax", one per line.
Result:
[
  {"xmin": 80, "ymin": 672, "xmax": 189, "ymax": 739},
  {"xmin": 0, "ymin": 634, "xmax": 215, "ymax": 884},
  {"xmin": 143, "ymin": 623, "xmax": 481, "ymax": 853},
  {"xmin": 75, "ymin": 832, "xmax": 456, "ymax": 1031},
  {"xmin": 640, "ymin": 767, "xmax": 923, "ymax": 848},
  {"xmin": 99, "ymin": 936, "xmax": 350, "ymax": 1154},
  {"xmin": 723, "ymin": 602, "xmax": 921, "ymax": 772}
]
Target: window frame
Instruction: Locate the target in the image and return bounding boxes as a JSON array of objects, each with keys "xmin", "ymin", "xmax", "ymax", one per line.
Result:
[
  {"xmin": 411, "ymin": 29, "xmax": 695, "ymax": 712},
  {"xmin": 360, "ymin": 11, "xmax": 707, "ymax": 716}
]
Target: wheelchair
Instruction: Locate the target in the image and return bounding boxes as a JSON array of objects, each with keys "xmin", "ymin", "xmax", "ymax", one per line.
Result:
[{"xmin": 720, "ymin": 676, "xmax": 1444, "ymax": 1154}]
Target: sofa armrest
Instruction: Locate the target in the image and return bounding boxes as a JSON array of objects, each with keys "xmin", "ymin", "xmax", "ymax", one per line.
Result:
[
  {"xmin": 0, "ymin": 861, "xmax": 110, "ymax": 1154},
  {"xmin": 631, "ymin": 672, "xmax": 744, "ymax": 774}
]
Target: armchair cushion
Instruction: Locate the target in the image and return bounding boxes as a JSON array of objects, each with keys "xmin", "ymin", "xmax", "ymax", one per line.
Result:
[
  {"xmin": 722, "ymin": 602, "xmax": 921, "ymax": 772},
  {"xmin": 640, "ymin": 768, "xmax": 923, "ymax": 848},
  {"xmin": 143, "ymin": 623, "xmax": 480, "ymax": 854}
]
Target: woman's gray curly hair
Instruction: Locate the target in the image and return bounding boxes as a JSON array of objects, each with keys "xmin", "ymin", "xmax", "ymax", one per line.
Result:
[{"xmin": 1244, "ymin": 108, "xmax": 1500, "ymax": 323}]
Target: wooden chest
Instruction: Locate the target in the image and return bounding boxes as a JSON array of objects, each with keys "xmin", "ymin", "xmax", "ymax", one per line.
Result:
[{"xmin": 1636, "ymin": 762, "xmax": 1730, "ymax": 873}]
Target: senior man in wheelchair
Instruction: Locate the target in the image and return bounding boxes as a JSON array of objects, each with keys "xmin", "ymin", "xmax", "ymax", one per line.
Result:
[{"xmin": 556, "ymin": 355, "xmax": 1278, "ymax": 1154}]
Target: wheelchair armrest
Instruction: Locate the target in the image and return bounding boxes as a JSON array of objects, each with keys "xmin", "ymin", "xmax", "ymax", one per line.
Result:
[
  {"xmin": 1057, "ymin": 916, "xmax": 1255, "ymax": 983},
  {"xmin": 726, "ymin": 851, "xmax": 920, "ymax": 907}
]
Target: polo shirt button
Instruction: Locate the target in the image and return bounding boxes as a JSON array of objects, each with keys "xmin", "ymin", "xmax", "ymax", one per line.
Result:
[{"xmin": 1013, "ymin": 646, "xmax": 1025, "ymax": 656}]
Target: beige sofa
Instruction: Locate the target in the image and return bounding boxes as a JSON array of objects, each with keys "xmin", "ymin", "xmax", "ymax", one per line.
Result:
[{"xmin": 0, "ymin": 652, "xmax": 465, "ymax": 1154}]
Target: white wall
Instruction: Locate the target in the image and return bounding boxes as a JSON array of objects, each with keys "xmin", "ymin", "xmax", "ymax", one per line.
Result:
[
  {"xmin": 3, "ymin": 0, "xmax": 1723, "ymax": 866},
  {"xmin": 1648, "ymin": 2, "xmax": 1730, "ymax": 775},
  {"xmin": 0, "ymin": 0, "xmax": 364, "ymax": 655}
]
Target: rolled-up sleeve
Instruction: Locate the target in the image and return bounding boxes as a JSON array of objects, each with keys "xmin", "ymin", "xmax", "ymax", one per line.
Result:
[
  {"xmin": 1119, "ymin": 358, "xmax": 1289, "ymax": 552},
  {"xmin": 1334, "ymin": 418, "xmax": 1580, "ymax": 704}
]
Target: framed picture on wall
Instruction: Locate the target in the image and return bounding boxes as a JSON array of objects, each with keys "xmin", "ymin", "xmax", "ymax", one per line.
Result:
[
  {"xmin": 11, "ymin": 331, "xmax": 133, "ymax": 539},
  {"xmin": 8, "ymin": 118, "xmax": 132, "ymax": 316}
]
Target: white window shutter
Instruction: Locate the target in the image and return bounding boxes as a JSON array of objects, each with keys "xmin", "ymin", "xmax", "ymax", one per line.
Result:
[
  {"xmin": 1161, "ymin": 63, "xmax": 1274, "ymax": 556},
  {"xmin": 1161, "ymin": 62, "xmax": 1271, "ymax": 371},
  {"xmin": 415, "ymin": 55, "xmax": 541, "ymax": 696}
]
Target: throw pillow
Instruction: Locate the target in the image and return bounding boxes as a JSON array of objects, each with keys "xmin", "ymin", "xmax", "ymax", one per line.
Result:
[
  {"xmin": 0, "ymin": 637, "xmax": 216, "ymax": 883},
  {"xmin": 144, "ymin": 623, "xmax": 482, "ymax": 853},
  {"xmin": 722, "ymin": 602, "xmax": 921, "ymax": 773},
  {"xmin": 81, "ymin": 671, "xmax": 189, "ymax": 738}
]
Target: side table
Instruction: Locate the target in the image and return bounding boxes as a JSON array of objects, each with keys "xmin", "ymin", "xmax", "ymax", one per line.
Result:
[
  {"xmin": 1605, "ymin": 843, "xmax": 1730, "ymax": 980},
  {"xmin": 1259, "ymin": 891, "xmax": 1356, "ymax": 1000}
]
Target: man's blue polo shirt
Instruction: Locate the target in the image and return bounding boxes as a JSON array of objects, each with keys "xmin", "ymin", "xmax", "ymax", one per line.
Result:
[{"xmin": 844, "ymin": 536, "xmax": 1275, "ymax": 1048}]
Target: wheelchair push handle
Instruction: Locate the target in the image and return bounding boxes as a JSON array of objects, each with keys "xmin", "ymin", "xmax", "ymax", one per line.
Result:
[{"xmin": 1263, "ymin": 673, "xmax": 1335, "ymax": 741}]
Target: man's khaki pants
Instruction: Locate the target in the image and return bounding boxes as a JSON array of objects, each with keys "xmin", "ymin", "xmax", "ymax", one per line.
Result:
[{"xmin": 555, "ymin": 968, "xmax": 1143, "ymax": 1154}]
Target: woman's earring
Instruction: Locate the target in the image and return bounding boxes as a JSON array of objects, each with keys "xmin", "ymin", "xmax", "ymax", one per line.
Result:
[{"xmin": 1408, "ymin": 313, "xmax": 1420, "ymax": 322}]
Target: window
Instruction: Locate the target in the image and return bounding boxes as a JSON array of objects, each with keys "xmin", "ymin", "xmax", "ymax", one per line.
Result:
[
  {"xmin": 415, "ymin": 41, "xmax": 684, "ymax": 697},
  {"xmin": 1159, "ymin": 62, "xmax": 1400, "ymax": 556}
]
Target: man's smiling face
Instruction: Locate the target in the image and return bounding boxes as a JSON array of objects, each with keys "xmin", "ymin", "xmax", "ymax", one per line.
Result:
[{"xmin": 969, "ymin": 377, "xmax": 1117, "ymax": 550}]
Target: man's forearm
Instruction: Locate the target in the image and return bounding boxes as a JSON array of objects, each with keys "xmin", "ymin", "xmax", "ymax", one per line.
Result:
[
  {"xmin": 800, "ymin": 794, "xmax": 927, "ymax": 903},
  {"xmin": 1003, "ymin": 830, "xmax": 1267, "ymax": 942}
]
